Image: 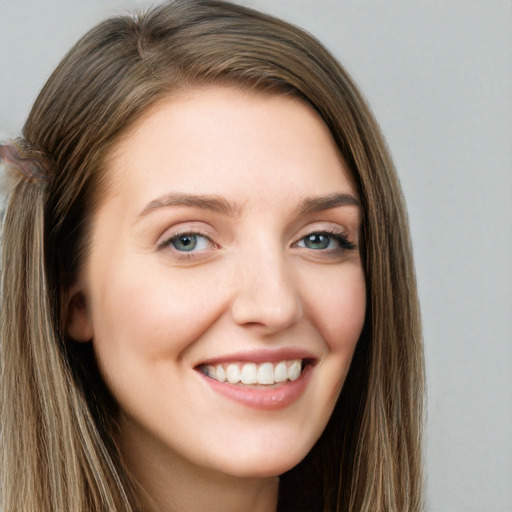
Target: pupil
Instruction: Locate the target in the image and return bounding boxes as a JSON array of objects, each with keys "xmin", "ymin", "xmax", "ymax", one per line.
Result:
[{"xmin": 174, "ymin": 235, "xmax": 197, "ymax": 251}]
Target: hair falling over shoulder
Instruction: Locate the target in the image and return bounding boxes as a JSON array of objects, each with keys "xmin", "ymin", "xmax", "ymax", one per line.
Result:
[{"xmin": 0, "ymin": 1, "xmax": 424, "ymax": 510}]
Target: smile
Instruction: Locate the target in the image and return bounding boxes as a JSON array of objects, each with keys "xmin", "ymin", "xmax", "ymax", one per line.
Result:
[
  {"xmin": 200, "ymin": 360, "xmax": 303, "ymax": 386},
  {"xmin": 196, "ymin": 355, "xmax": 315, "ymax": 410}
]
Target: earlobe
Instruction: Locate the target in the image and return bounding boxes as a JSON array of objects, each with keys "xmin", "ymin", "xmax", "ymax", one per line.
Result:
[{"xmin": 65, "ymin": 284, "xmax": 94, "ymax": 342}]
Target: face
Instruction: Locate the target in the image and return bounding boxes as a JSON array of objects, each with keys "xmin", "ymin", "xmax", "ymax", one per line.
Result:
[{"xmin": 68, "ymin": 86, "xmax": 366, "ymax": 482}]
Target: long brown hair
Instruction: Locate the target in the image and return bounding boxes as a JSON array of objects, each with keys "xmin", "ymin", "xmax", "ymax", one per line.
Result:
[{"xmin": 1, "ymin": 1, "xmax": 424, "ymax": 510}]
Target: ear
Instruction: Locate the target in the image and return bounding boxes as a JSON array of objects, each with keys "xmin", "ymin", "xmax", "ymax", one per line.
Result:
[{"xmin": 64, "ymin": 280, "xmax": 94, "ymax": 342}]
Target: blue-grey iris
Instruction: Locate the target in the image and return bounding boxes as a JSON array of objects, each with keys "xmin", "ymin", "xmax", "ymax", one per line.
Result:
[
  {"xmin": 172, "ymin": 234, "xmax": 198, "ymax": 251},
  {"xmin": 303, "ymin": 233, "xmax": 330, "ymax": 250}
]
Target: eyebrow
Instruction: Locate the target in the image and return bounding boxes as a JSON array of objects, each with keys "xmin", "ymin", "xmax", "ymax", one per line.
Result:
[
  {"xmin": 137, "ymin": 191, "xmax": 360, "ymax": 219},
  {"xmin": 295, "ymin": 193, "xmax": 360, "ymax": 216},
  {"xmin": 138, "ymin": 192, "xmax": 243, "ymax": 217}
]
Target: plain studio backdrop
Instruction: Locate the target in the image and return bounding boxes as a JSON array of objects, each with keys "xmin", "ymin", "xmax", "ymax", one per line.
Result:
[{"xmin": 1, "ymin": 1, "xmax": 511, "ymax": 511}]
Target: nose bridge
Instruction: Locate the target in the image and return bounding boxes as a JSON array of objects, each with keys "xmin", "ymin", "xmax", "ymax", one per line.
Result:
[{"xmin": 231, "ymin": 240, "xmax": 302, "ymax": 331}]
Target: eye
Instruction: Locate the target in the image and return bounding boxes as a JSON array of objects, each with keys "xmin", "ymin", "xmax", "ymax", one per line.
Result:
[
  {"xmin": 299, "ymin": 233, "xmax": 333, "ymax": 250},
  {"xmin": 295, "ymin": 231, "xmax": 356, "ymax": 252},
  {"xmin": 168, "ymin": 233, "xmax": 210, "ymax": 252}
]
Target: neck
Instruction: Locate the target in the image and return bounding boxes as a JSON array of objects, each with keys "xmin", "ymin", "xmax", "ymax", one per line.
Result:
[{"xmin": 118, "ymin": 421, "xmax": 279, "ymax": 512}]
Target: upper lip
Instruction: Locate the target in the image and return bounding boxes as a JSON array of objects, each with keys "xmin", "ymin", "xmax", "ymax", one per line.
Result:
[{"xmin": 195, "ymin": 347, "xmax": 318, "ymax": 367}]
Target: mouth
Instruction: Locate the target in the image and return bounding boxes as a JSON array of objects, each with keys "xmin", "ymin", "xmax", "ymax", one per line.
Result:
[
  {"xmin": 198, "ymin": 359, "xmax": 313, "ymax": 387},
  {"xmin": 195, "ymin": 354, "xmax": 316, "ymax": 410}
]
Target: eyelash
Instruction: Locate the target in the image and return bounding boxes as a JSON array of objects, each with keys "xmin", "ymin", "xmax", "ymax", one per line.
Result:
[
  {"xmin": 293, "ymin": 229, "xmax": 356, "ymax": 254},
  {"xmin": 159, "ymin": 230, "xmax": 216, "ymax": 260},
  {"xmin": 159, "ymin": 228, "xmax": 357, "ymax": 260}
]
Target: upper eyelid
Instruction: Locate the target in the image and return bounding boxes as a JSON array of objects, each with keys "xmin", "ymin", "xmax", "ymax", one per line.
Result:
[
  {"xmin": 154, "ymin": 220, "xmax": 355, "ymax": 245},
  {"xmin": 157, "ymin": 224, "xmax": 216, "ymax": 244},
  {"xmin": 292, "ymin": 223, "xmax": 352, "ymax": 240},
  {"xmin": 159, "ymin": 231, "xmax": 214, "ymax": 250},
  {"xmin": 294, "ymin": 231, "xmax": 352, "ymax": 246}
]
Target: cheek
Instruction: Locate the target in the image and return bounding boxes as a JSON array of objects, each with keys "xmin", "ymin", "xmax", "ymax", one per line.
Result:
[
  {"xmin": 87, "ymin": 261, "xmax": 229, "ymax": 374},
  {"xmin": 303, "ymin": 264, "xmax": 366, "ymax": 400},
  {"xmin": 308, "ymin": 265, "xmax": 366, "ymax": 351}
]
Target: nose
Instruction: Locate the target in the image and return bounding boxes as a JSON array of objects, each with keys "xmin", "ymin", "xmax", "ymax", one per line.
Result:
[{"xmin": 230, "ymin": 250, "xmax": 303, "ymax": 333}]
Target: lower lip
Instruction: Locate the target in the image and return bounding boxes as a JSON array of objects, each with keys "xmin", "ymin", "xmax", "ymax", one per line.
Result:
[{"xmin": 198, "ymin": 364, "xmax": 313, "ymax": 411}]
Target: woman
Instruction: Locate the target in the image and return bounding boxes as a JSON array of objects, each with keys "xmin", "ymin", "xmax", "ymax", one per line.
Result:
[{"xmin": 0, "ymin": 1, "xmax": 424, "ymax": 511}]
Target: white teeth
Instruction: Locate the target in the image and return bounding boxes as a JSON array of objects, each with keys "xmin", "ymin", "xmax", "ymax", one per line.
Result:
[
  {"xmin": 216, "ymin": 364, "xmax": 226, "ymax": 382},
  {"xmin": 287, "ymin": 360, "xmax": 301, "ymax": 381},
  {"xmin": 241, "ymin": 363, "xmax": 257, "ymax": 384},
  {"xmin": 227, "ymin": 364, "xmax": 241, "ymax": 384},
  {"xmin": 257, "ymin": 362, "xmax": 274, "ymax": 385},
  {"xmin": 274, "ymin": 361, "xmax": 287, "ymax": 383},
  {"xmin": 202, "ymin": 359, "xmax": 304, "ymax": 385}
]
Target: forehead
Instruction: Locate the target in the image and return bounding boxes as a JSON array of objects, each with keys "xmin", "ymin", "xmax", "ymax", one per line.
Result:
[{"xmin": 102, "ymin": 85, "xmax": 357, "ymax": 211}]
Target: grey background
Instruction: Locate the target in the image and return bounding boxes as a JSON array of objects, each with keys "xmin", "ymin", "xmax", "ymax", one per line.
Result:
[{"xmin": 1, "ymin": 1, "xmax": 511, "ymax": 511}]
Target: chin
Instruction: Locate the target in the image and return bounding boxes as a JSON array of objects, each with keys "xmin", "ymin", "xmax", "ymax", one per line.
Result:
[{"xmin": 210, "ymin": 443, "xmax": 312, "ymax": 479}]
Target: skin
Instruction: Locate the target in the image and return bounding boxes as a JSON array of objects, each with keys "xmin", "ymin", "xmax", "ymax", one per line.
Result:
[{"xmin": 67, "ymin": 86, "xmax": 366, "ymax": 512}]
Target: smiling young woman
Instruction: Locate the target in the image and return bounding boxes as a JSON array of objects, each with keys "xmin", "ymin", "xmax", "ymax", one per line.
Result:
[{"xmin": 0, "ymin": 1, "xmax": 424, "ymax": 511}]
